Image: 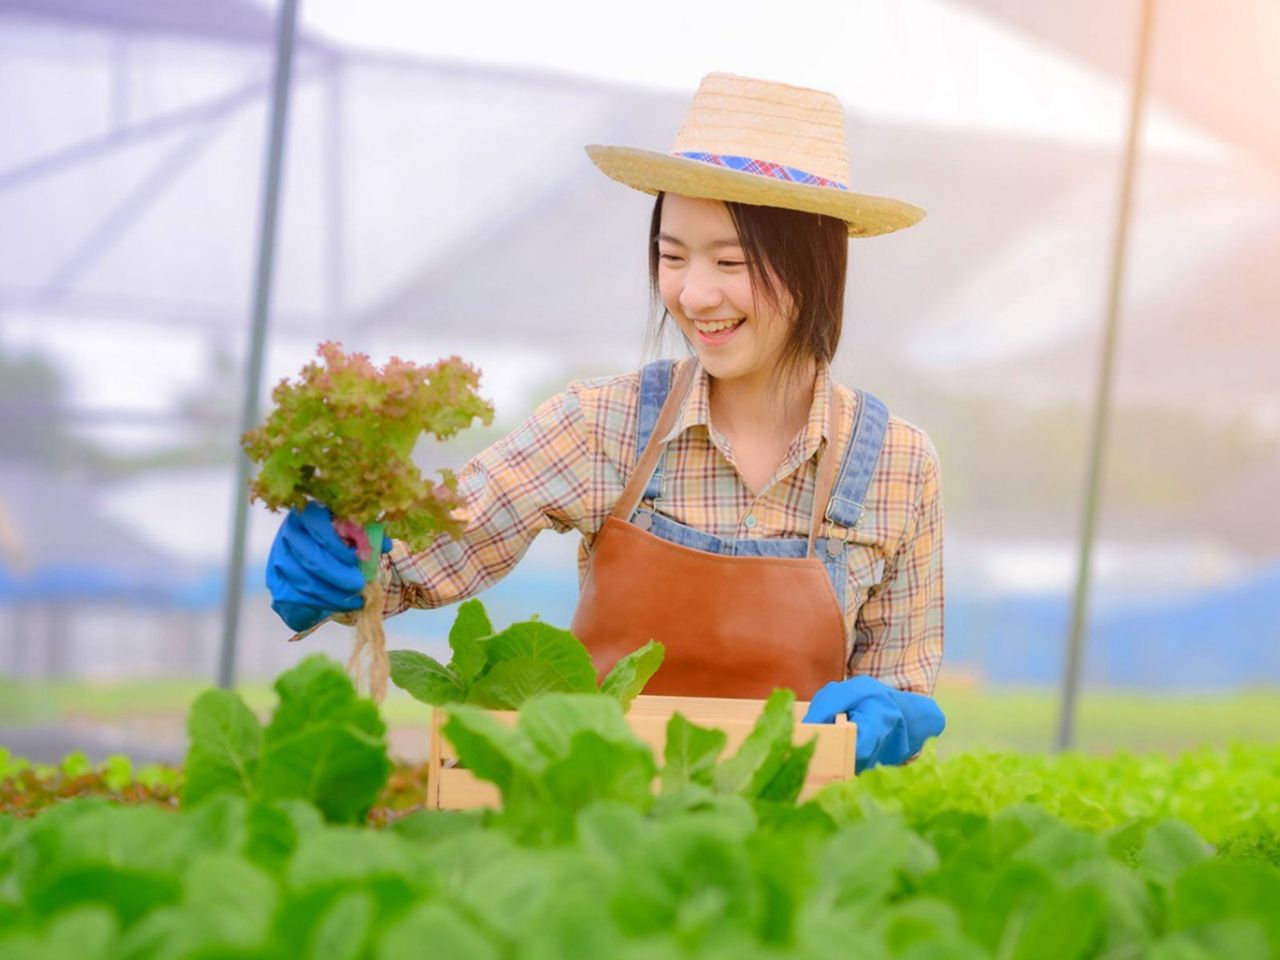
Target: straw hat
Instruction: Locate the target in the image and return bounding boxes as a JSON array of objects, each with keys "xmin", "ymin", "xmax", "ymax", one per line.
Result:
[{"xmin": 585, "ymin": 72, "xmax": 925, "ymax": 238}]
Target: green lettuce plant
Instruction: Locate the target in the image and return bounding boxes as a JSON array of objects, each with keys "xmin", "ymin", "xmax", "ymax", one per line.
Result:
[
  {"xmin": 182, "ymin": 655, "xmax": 392, "ymax": 825},
  {"xmin": 242, "ymin": 341, "xmax": 494, "ymax": 556},
  {"xmin": 2, "ymin": 619, "xmax": 1280, "ymax": 959},
  {"xmin": 241, "ymin": 342, "xmax": 494, "ymax": 701},
  {"xmin": 388, "ymin": 599, "xmax": 665, "ymax": 710}
]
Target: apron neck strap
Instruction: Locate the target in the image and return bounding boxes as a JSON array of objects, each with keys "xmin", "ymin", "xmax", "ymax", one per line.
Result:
[
  {"xmin": 612, "ymin": 357, "xmax": 699, "ymax": 522},
  {"xmin": 806, "ymin": 377, "xmax": 840, "ymax": 558}
]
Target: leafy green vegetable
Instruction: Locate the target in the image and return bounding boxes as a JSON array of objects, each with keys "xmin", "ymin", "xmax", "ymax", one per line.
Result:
[
  {"xmin": 661, "ymin": 713, "xmax": 728, "ymax": 794},
  {"xmin": 481, "ymin": 621, "xmax": 599, "ymax": 693},
  {"xmin": 1139, "ymin": 818, "xmax": 1214, "ymax": 888},
  {"xmin": 437, "ymin": 706, "xmax": 542, "ymax": 798},
  {"xmin": 599, "ymin": 640, "xmax": 665, "ymax": 709},
  {"xmin": 386, "ymin": 649, "xmax": 466, "ymax": 705},
  {"xmin": 714, "ymin": 689, "xmax": 808, "ymax": 799},
  {"xmin": 256, "ymin": 656, "xmax": 392, "ymax": 824},
  {"xmin": 1170, "ymin": 859, "xmax": 1280, "ymax": 955},
  {"xmin": 443, "ymin": 694, "xmax": 658, "ymax": 841},
  {"xmin": 182, "ymin": 688, "xmax": 263, "ymax": 807},
  {"xmin": 178, "ymin": 850, "xmax": 279, "ymax": 950},
  {"xmin": 379, "ymin": 902, "xmax": 501, "ymax": 960},
  {"xmin": 0, "ymin": 906, "xmax": 118, "ymax": 960},
  {"xmin": 4, "ymin": 644, "xmax": 1280, "ymax": 958},
  {"xmin": 58, "ymin": 751, "xmax": 90, "ymax": 779},
  {"xmin": 100, "ymin": 755, "xmax": 133, "ymax": 793},
  {"xmin": 389, "ymin": 599, "xmax": 666, "ymax": 712},
  {"xmin": 467, "ymin": 658, "xmax": 580, "ymax": 710},
  {"xmin": 448, "ymin": 598, "xmax": 494, "ymax": 685},
  {"xmin": 242, "ymin": 341, "xmax": 494, "ymax": 549},
  {"xmin": 179, "ymin": 655, "xmax": 391, "ymax": 825},
  {"xmin": 820, "ymin": 743, "xmax": 1280, "ymax": 862}
]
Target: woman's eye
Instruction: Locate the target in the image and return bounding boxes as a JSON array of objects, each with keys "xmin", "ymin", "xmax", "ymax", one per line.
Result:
[
  {"xmin": 719, "ymin": 260, "xmax": 745, "ymax": 268},
  {"xmin": 659, "ymin": 253, "xmax": 683, "ymax": 263}
]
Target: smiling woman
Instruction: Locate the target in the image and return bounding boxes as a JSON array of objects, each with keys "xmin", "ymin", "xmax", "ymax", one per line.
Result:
[{"xmin": 267, "ymin": 71, "xmax": 948, "ymax": 774}]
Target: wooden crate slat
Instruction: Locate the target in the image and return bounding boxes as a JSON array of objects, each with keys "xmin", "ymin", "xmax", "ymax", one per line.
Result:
[
  {"xmin": 426, "ymin": 709, "xmax": 443, "ymax": 809},
  {"xmin": 425, "ymin": 693, "xmax": 857, "ymax": 810},
  {"xmin": 437, "ymin": 768, "xmax": 501, "ymax": 810},
  {"xmin": 434, "ymin": 706, "xmax": 518, "ymax": 762}
]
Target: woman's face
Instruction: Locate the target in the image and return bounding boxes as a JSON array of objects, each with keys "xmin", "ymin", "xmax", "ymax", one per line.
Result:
[{"xmin": 656, "ymin": 194, "xmax": 794, "ymax": 388}]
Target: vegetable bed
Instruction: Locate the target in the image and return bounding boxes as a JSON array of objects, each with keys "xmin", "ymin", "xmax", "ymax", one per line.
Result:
[{"xmin": 2, "ymin": 654, "xmax": 1277, "ymax": 959}]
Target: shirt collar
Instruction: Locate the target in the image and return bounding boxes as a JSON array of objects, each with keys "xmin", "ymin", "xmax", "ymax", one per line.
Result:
[{"xmin": 659, "ymin": 358, "xmax": 834, "ymax": 465}]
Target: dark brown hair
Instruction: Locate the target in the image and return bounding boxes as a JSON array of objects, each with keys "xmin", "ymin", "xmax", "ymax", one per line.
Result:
[{"xmin": 644, "ymin": 192, "xmax": 849, "ymax": 400}]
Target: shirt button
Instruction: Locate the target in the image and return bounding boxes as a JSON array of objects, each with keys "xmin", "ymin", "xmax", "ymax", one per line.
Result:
[{"xmin": 743, "ymin": 514, "xmax": 757, "ymax": 529}]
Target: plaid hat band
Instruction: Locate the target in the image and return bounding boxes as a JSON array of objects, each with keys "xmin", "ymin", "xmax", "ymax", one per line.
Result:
[{"xmin": 675, "ymin": 152, "xmax": 850, "ymax": 191}]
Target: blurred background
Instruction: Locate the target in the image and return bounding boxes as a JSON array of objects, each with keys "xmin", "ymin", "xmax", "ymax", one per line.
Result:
[{"xmin": 1, "ymin": 0, "xmax": 1277, "ymax": 762}]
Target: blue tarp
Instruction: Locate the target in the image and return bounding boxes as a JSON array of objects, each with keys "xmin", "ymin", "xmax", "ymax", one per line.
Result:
[
  {"xmin": 0, "ymin": 562, "xmax": 262, "ymax": 610},
  {"xmin": 946, "ymin": 562, "xmax": 1280, "ymax": 689},
  {"xmin": 3, "ymin": 555, "xmax": 1277, "ymax": 689}
]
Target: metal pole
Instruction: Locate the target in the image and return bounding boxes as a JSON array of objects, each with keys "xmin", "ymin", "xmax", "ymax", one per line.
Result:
[
  {"xmin": 218, "ymin": 0, "xmax": 301, "ymax": 689},
  {"xmin": 323, "ymin": 54, "xmax": 347, "ymax": 337},
  {"xmin": 1056, "ymin": 0, "xmax": 1156, "ymax": 751}
]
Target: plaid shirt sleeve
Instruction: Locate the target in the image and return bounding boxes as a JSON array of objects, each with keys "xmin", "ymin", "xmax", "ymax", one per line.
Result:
[
  {"xmin": 365, "ymin": 382, "xmax": 611, "ymax": 618},
  {"xmin": 848, "ymin": 431, "xmax": 945, "ymax": 697}
]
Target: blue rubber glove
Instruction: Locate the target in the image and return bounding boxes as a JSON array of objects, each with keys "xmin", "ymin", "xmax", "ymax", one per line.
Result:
[
  {"xmin": 265, "ymin": 501, "xmax": 392, "ymax": 632},
  {"xmin": 803, "ymin": 675, "xmax": 946, "ymax": 774}
]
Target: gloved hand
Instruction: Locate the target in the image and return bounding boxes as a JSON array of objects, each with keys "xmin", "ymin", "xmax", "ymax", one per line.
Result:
[
  {"xmin": 265, "ymin": 501, "xmax": 392, "ymax": 632},
  {"xmin": 803, "ymin": 675, "xmax": 946, "ymax": 774}
]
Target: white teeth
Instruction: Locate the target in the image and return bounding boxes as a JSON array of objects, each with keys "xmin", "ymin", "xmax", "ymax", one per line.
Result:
[{"xmin": 693, "ymin": 318, "xmax": 745, "ymax": 333}]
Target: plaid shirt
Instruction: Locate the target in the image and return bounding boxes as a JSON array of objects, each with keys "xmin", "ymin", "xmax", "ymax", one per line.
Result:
[{"xmin": 371, "ymin": 359, "xmax": 945, "ymax": 695}]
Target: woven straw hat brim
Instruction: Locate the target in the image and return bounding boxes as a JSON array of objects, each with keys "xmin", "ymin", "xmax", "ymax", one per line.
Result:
[{"xmin": 585, "ymin": 144, "xmax": 925, "ymax": 238}]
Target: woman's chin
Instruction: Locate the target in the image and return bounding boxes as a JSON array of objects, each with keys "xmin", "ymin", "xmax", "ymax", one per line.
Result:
[
  {"xmin": 687, "ymin": 331, "xmax": 752, "ymax": 374},
  {"xmin": 694, "ymin": 352, "xmax": 751, "ymax": 383}
]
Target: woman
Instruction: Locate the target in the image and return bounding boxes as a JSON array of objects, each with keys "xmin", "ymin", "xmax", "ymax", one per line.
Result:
[{"xmin": 267, "ymin": 73, "xmax": 946, "ymax": 772}]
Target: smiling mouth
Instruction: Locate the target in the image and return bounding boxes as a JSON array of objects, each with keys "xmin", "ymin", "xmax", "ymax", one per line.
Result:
[{"xmin": 691, "ymin": 317, "xmax": 745, "ymax": 333}]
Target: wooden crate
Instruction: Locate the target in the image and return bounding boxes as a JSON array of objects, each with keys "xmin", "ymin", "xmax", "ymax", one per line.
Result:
[{"xmin": 425, "ymin": 694, "xmax": 857, "ymax": 810}]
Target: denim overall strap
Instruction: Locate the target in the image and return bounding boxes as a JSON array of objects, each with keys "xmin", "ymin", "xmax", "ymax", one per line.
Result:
[
  {"xmin": 824, "ymin": 389, "xmax": 889, "ymax": 529},
  {"xmin": 635, "ymin": 359, "xmax": 677, "ymax": 503},
  {"xmin": 611, "ymin": 358, "xmax": 698, "ymax": 522}
]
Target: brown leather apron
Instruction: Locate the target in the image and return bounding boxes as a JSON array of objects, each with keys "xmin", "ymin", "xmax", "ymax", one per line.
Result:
[{"xmin": 570, "ymin": 359, "xmax": 847, "ymax": 700}]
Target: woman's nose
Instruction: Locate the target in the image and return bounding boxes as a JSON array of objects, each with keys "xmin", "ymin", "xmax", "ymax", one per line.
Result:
[{"xmin": 678, "ymin": 265, "xmax": 724, "ymax": 315}]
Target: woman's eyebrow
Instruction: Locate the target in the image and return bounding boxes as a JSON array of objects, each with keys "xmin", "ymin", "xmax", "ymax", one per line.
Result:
[{"xmin": 656, "ymin": 232, "xmax": 743, "ymax": 249}]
